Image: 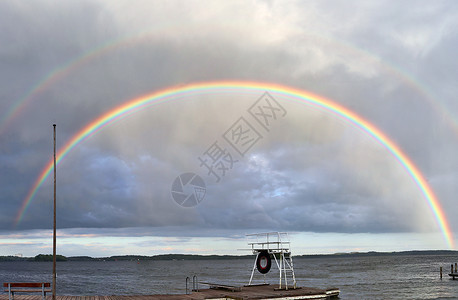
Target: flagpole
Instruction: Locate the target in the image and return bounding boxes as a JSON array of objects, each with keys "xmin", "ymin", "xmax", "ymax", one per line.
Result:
[{"xmin": 52, "ymin": 124, "xmax": 57, "ymax": 300}]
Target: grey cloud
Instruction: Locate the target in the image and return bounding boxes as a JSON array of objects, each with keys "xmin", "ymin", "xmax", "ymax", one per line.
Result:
[{"xmin": 1, "ymin": 0, "xmax": 457, "ymax": 250}]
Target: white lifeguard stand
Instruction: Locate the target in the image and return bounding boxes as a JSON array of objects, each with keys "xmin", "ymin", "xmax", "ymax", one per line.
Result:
[{"xmin": 247, "ymin": 232, "xmax": 296, "ymax": 290}]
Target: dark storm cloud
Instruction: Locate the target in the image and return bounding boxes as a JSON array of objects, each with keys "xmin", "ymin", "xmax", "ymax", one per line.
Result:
[{"xmin": 1, "ymin": 0, "xmax": 457, "ymax": 251}]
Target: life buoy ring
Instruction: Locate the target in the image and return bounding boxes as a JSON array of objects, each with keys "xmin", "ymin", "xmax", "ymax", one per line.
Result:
[{"xmin": 256, "ymin": 250, "xmax": 271, "ymax": 274}]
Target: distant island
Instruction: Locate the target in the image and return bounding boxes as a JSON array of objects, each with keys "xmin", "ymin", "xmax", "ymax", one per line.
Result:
[
  {"xmin": 0, "ymin": 253, "xmax": 253, "ymax": 262},
  {"xmin": 1, "ymin": 250, "xmax": 457, "ymax": 262}
]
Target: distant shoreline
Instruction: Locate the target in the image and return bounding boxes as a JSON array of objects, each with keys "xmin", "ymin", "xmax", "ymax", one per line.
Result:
[{"xmin": 1, "ymin": 250, "xmax": 457, "ymax": 262}]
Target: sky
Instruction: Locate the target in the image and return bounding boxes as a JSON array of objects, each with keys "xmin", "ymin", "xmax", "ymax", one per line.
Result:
[{"xmin": 1, "ymin": 0, "xmax": 458, "ymax": 257}]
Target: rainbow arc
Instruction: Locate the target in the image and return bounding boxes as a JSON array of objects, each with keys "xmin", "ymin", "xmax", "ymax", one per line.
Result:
[{"xmin": 14, "ymin": 81, "xmax": 455, "ymax": 249}]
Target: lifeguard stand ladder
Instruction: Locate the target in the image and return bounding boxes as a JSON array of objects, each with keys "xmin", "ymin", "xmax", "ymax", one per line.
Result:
[{"xmin": 247, "ymin": 232, "xmax": 296, "ymax": 290}]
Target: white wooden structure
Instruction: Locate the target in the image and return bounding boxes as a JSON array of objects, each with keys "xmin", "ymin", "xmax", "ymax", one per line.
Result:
[{"xmin": 247, "ymin": 232, "xmax": 296, "ymax": 289}]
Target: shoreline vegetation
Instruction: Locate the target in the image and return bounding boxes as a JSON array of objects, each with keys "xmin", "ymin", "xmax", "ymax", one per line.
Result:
[{"xmin": 1, "ymin": 250, "xmax": 457, "ymax": 262}]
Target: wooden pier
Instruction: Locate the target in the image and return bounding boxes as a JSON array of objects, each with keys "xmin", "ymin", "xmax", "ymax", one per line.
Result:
[{"xmin": 1, "ymin": 284, "xmax": 339, "ymax": 300}]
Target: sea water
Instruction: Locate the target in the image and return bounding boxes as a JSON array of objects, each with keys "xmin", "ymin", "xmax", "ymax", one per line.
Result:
[{"xmin": 1, "ymin": 254, "xmax": 458, "ymax": 299}]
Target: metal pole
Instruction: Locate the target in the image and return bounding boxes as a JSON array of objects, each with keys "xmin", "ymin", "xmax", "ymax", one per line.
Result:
[
  {"xmin": 52, "ymin": 124, "xmax": 57, "ymax": 300},
  {"xmin": 249, "ymin": 252, "xmax": 259, "ymax": 285}
]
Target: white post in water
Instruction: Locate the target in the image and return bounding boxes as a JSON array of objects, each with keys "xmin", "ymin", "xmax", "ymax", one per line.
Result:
[{"xmin": 52, "ymin": 124, "xmax": 57, "ymax": 300}]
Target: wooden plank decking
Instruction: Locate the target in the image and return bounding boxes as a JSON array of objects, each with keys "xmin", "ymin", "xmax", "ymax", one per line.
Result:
[{"xmin": 1, "ymin": 284, "xmax": 339, "ymax": 300}]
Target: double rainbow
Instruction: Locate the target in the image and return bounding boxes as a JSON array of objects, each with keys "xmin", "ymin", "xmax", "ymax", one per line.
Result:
[{"xmin": 15, "ymin": 81, "xmax": 455, "ymax": 249}]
